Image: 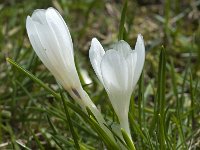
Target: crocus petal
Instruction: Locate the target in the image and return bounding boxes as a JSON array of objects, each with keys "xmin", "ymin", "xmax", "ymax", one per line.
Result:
[
  {"xmin": 26, "ymin": 16, "xmax": 65, "ymax": 86},
  {"xmin": 126, "ymin": 51, "xmax": 137, "ymax": 91},
  {"xmin": 26, "ymin": 16, "xmax": 48, "ymax": 66},
  {"xmin": 46, "ymin": 8, "xmax": 74, "ymax": 60},
  {"xmin": 27, "ymin": 16, "xmax": 64, "ymax": 79},
  {"xmin": 89, "ymin": 38, "xmax": 105, "ymax": 83},
  {"xmin": 26, "ymin": 8, "xmax": 81, "ymax": 89},
  {"xmin": 113, "ymin": 40, "xmax": 132, "ymax": 58},
  {"xmin": 45, "ymin": 8, "xmax": 80, "ymax": 88},
  {"xmin": 31, "ymin": 9, "xmax": 46, "ymax": 23},
  {"xmin": 132, "ymin": 34, "xmax": 145, "ymax": 87},
  {"xmin": 101, "ymin": 50, "xmax": 128, "ymax": 91},
  {"xmin": 31, "ymin": 14, "xmax": 68, "ymax": 81},
  {"xmin": 100, "ymin": 50, "xmax": 131, "ymax": 117}
]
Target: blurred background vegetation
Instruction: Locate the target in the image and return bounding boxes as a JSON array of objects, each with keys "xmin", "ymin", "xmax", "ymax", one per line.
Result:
[{"xmin": 0, "ymin": 0, "xmax": 200, "ymax": 149}]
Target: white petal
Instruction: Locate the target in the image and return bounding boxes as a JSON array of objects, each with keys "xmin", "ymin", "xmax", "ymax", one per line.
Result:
[
  {"xmin": 31, "ymin": 9, "xmax": 62, "ymax": 63},
  {"xmin": 46, "ymin": 8, "xmax": 74, "ymax": 62},
  {"xmin": 113, "ymin": 40, "xmax": 132, "ymax": 58},
  {"xmin": 101, "ymin": 50, "xmax": 131, "ymax": 120},
  {"xmin": 27, "ymin": 9, "xmax": 81, "ymax": 89},
  {"xmin": 26, "ymin": 16, "xmax": 63, "ymax": 81},
  {"xmin": 45, "ymin": 8, "xmax": 79, "ymax": 86},
  {"xmin": 89, "ymin": 38, "xmax": 105, "ymax": 83},
  {"xmin": 126, "ymin": 52, "xmax": 137, "ymax": 90},
  {"xmin": 101, "ymin": 49, "xmax": 129, "ymax": 94},
  {"xmin": 34, "ymin": 20, "xmax": 78, "ymax": 88},
  {"xmin": 26, "ymin": 16, "xmax": 49, "ymax": 68},
  {"xmin": 32, "ymin": 18, "xmax": 64, "ymax": 73},
  {"xmin": 132, "ymin": 34, "xmax": 145, "ymax": 87},
  {"xmin": 31, "ymin": 9, "xmax": 66, "ymax": 71},
  {"xmin": 31, "ymin": 9, "xmax": 46, "ymax": 23}
]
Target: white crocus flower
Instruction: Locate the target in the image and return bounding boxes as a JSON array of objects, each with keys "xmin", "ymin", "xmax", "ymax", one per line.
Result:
[
  {"xmin": 26, "ymin": 7, "xmax": 80, "ymax": 93},
  {"xmin": 26, "ymin": 7, "xmax": 114, "ymax": 141},
  {"xmin": 89, "ymin": 35, "xmax": 145, "ymax": 137}
]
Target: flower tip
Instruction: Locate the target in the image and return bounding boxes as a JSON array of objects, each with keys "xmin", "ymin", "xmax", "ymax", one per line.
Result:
[
  {"xmin": 32, "ymin": 9, "xmax": 40, "ymax": 15},
  {"xmin": 91, "ymin": 37, "xmax": 98, "ymax": 43},
  {"xmin": 136, "ymin": 34, "xmax": 145, "ymax": 49},
  {"xmin": 46, "ymin": 7, "xmax": 57, "ymax": 15},
  {"xmin": 90, "ymin": 37, "xmax": 100, "ymax": 49},
  {"xmin": 118, "ymin": 39, "xmax": 125, "ymax": 42},
  {"xmin": 137, "ymin": 34, "xmax": 143, "ymax": 40},
  {"xmin": 47, "ymin": 7, "xmax": 55, "ymax": 11},
  {"xmin": 26, "ymin": 16, "xmax": 31, "ymax": 21},
  {"xmin": 135, "ymin": 34, "xmax": 145, "ymax": 59}
]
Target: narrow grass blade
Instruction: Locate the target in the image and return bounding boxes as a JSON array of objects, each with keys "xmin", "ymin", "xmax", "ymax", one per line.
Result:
[
  {"xmin": 5, "ymin": 123, "xmax": 20, "ymax": 150},
  {"xmin": 30, "ymin": 130, "xmax": 45, "ymax": 150},
  {"xmin": 51, "ymin": 136, "xmax": 65, "ymax": 150},
  {"xmin": 16, "ymin": 140, "xmax": 31, "ymax": 150},
  {"xmin": 46, "ymin": 115, "xmax": 57, "ymax": 134},
  {"xmin": 6, "ymin": 58, "xmax": 60, "ymax": 99},
  {"xmin": 189, "ymin": 73, "xmax": 195, "ymax": 129},
  {"xmin": 128, "ymin": 113, "xmax": 148, "ymax": 143},
  {"xmin": 59, "ymin": 89, "xmax": 80, "ymax": 150},
  {"xmin": 157, "ymin": 47, "xmax": 166, "ymax": 149},
  {"xmin": 103, "ymin": 123, "xmax": 128, "ymax": 149},
  {"xmin": 169, "ymin": 60, "xmax": 186, "ymax": 149},
  {"xmin": 144, "ymin": 129, "xmax": 154, "ymax": 150},
  {"xmin": 121, "ymin": 128, "xmax": 136, "ymax": 150},
  {"xmin": 88, "ymin": 116, "xmax": 119, "ymax": 150},
  {"xmin": 118, "ymin": 0, "xmax": 127, "ymax": 40},
  {"xmin": 138, "ymin": 71, "xmax": 144, "ymax": 126},
  {"xmin": 138, "ymin": 71, "xmax": 145, "ymax": 148}
]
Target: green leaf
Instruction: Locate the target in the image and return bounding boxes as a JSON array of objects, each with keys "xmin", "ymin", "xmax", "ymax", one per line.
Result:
[
  {"xmin": 30, "ymin": 130, "xmax": 45, "ymax": 150},
  {"xmin": 118, "ymin": 0, "xmax": 128, "ymax": 40},
  {"xmin": 16, "ymin": 140, "xmax": 31, "ymax": 150},
  {"xmin": 128, "ymin": 113, "xmax": 148, "ymax": 143},
  {"xmin": 121, "ymin": 128, "xmax": 136, "ymax": 150},
  {"xmin": 59, "ymin": 89, "xmax": 80, "ymax": 150},
  {"xmin": 156, "ymin": 47, "xmax": 166, "ymax": 149},
  {"xmin": 104, "ymin": 123, "xmax": 128, "ymax": 149},
  {"xmin": 46, "ymin": 115, "xmax": 57, "ymax": 134},
  {"xmin": 6, "ymin": 58, "xmax": 60, "ymax": 99},
  {"xmin": 88, "ymin": 115, "xmax": 120, "ymax": 150}
]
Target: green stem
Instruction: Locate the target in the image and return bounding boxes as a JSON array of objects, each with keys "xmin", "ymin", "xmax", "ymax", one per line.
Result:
[
  {"xmin": 60, "ymin": 90, "xmax": 80, "ymax": 150},
  {"xmin": 121, "ymin": 128, "xmax": 136, "ymax": 150},
  {"xmin": 68, "ymin": 87, "xmax": 116, "ymax": 143}
]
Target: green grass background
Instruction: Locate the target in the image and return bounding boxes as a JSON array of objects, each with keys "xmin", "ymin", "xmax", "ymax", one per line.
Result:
[{"xmin": 0, "ymin": 0, "xmax": 200, "ymax": 149}]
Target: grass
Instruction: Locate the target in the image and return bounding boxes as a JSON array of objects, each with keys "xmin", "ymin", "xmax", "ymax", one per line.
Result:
[{"xmin": 0, "ymin": 0, "xmax": 200, "ymax": 149}]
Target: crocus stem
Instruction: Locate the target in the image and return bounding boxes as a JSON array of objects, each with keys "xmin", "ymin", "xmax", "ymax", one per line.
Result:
[
  {"xmin": 118, "ymin": 113, "xmax": 131, "ymax": 139},
  {"xmin": 119, "ymin": 114, "xmax": 137, "ymax": 150},
  {"xmin": 68, "ymin": 87, "xmax": 115, "ymax": 142}
]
